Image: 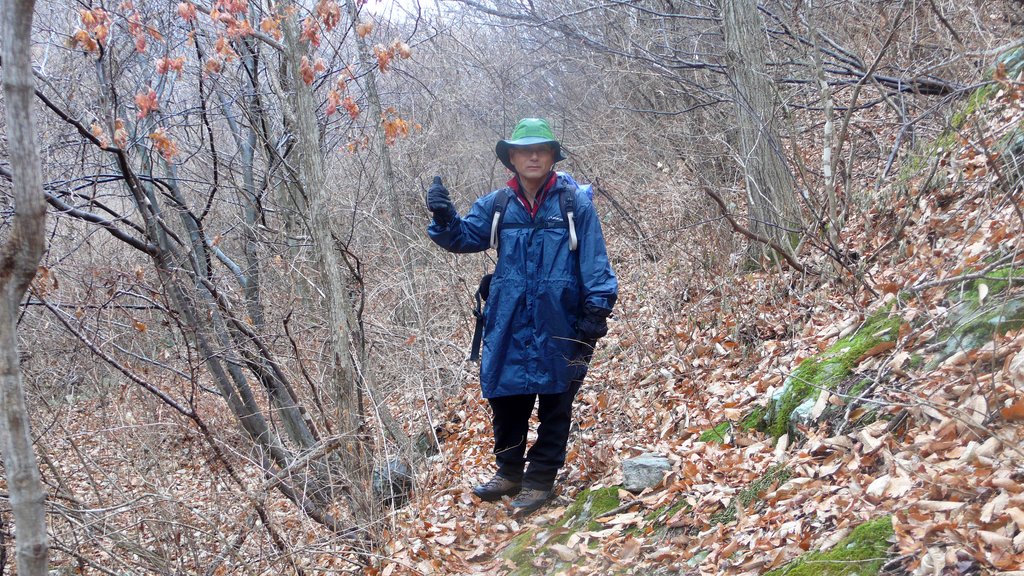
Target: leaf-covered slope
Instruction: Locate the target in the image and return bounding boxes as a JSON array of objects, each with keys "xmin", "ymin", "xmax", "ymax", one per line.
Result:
[{"xmin": 380, "ymin": 71, "xmax": 1024, "ymax": 575}]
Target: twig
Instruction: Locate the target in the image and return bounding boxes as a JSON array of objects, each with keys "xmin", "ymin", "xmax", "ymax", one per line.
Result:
[
  {"xmin": 703, "ymin": 186, "xmax": 812, "ymax": 274},
  {"xmin": 907, "ymin": 254, "xmax": 1016, "ymax": 292}
]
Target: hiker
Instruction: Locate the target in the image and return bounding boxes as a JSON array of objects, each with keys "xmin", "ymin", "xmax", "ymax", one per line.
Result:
[{"xmin": 426, "ymin": 118, "xmax": 618, "ymax": 514}]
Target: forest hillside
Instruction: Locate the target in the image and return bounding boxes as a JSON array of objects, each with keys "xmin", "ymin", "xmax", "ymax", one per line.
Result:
[{"xmin": 1, "ymin": 1, "xmax": 1023, "ymax": 575}]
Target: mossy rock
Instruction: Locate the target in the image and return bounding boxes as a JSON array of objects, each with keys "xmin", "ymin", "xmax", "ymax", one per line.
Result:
[
  {"xmin": 767, "ymin": 310, "xmax": 901, "ymax": 438},
  {"xmin": 997, "ymin": 125, "xmax": 1024, "ymax": 193},
  {"xmin": 934, "ymin": 269, "xmax": 1024, "ymax": 364},
  {"xmin": 764, "ymin": 516, "xmax": 894, "ymax": 576},
  {"xmin": 710, "ymin": 464, "xmax": 791, "ymax": 526},
  {"xmin": 938, "ymin": 298, "xmax": 1024, "ymax": 362},
  {"xmin": 502, "ymin": 487, "xmax": 621, "ymax": 575},
  {"xmin": 997, "ymin": 46, "xmax": 1024, "ymax": 80}
]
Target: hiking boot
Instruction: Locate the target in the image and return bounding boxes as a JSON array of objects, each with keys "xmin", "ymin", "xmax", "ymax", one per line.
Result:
[
  {"xmin": 510, "ymin": 487, "xmax": 553, "ymax": 515},
  {"xmin": 472, "ymin": 475, "xmax": 522, "ymax": 502}
]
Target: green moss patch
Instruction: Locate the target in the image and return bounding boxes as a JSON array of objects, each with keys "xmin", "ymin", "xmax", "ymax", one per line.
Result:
[
  {"xmin": 768, "ymin": 310, "xmax": 900, "ymax": 438},
  {"xmin": 741, "ymin": 406, "xmax": 769, "ymax": 433},
  {"xmin": 501, "ymin": 487, "xmax": 621, "ymax": 575},
  {"xmin": 765, "ymin": 516, "xmax": 894, "ymax": 576},
  {"xmin": 951, "ymin": 82, "xmax": 1000, "ymax": 130},
  {"xmin": 699, "ymin": 422, "xmax": 731, "ymax": 443},
  {"xmin": 710, "ymin": 464, "xmax": 791, "ymax": 526},
  {"xmin": 959, "ymin": 266, "xmax": 1024, "ymax": 303},
  {"xmin": 557, "ymin": 487, "xmax": 620, "ymax": 532}
]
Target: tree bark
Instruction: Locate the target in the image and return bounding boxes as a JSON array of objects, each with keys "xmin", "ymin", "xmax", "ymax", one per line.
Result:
[
  {"xmin": 719, "ymin": 0, "xmax": 803, "ymax": 261},
  {"xmin": 0, "ymin": 0, "xmax": 50, "ymax": 574},
  {"xmin": 278, "ymin": 5, "xmax": 374, "ymax": 518}
]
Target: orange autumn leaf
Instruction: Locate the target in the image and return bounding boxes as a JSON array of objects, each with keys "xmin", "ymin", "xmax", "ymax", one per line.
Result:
[
  {"xmin": 93, "ymin": 24, "xmax": 109, "ymax": 45},
  {"xmin": 300, "ymin": 56, "xmax": 315, "ymax": 85},
  {"xmin": 89, "ymin": 122, "xmax": 108, "ymax": 147},
  {"xmin": 225, "ymin": 19, "xmax": 254, "ymax": 39},
  {"xmin": 260, "ymin": 17, "xmax": 282, "ymax": 40},
  {"xmin": 382, "ymin": 115, "xmax": 409, "ymax": 145},
  {"xmin": 155, "ymin": 56, "xmax": 186, "ymax": 76},
  {"xmin": 301, "ymin": 16, "xmax": 321, "ymax": 47},
  {"xmin": 149, "ymin": 128, "xmax": 179, "ymax": 160},
  {"xmin": 1000, "ymin": 400, "xmax": 1024, "ymax": 421},
  {"xmin": 71, "ymin": 29, "xmax": 99, "ymax": 53},
  {"xmin": 356, "ymin": 20, "xmax": 374, "ymax": 38},
  {"xmin": 859, "ymin": 341, "xmax": 895, "ymax": 361},
  {"xmin": 135, "ymin": 88, "xmax": 159, "ymax": 119},
  {"xmin": 374, "ymin": 44, "xmax": 393, "ymax": 72},
  {"xmin": 217, "ymin": 0, "xmax": 248, "ymax": 14},
  {"xmin": 80, "ymin": 8, "xmax": 97, "ymax": 27},
  {"xmin": 214, "ymin": 36, "xmax": 237, "ymax": 60},
  {"xmin": 177, "ymin": 2, "xmax": 197, "ymax": 21},
  {"xmin": 342, "ymin": 96, "xmax": 360, "ymax": 119},
  {"xmin": 394, "ymin": 41, "xmax": 412, "ymax": 59},
  {"xmin": 113, "ymin": 119, "xmax": 128, "ymax": 149},
  {"xmin": 326, "ymin": 90, "xmax": 342, "ymax": 116},
  {"xmin": 133, "ymin": 319, "xmax": 147, "ymax": 332},
  {"xmin": 204, "ymin": 58, "xmax": 223, "ymax": 75},
  {"xmin": 317, "ymin": 0, "xmax": 341, "ymax": 31}
]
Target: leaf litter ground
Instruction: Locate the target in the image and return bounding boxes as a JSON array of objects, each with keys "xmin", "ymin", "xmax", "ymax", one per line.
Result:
[{"xmin": 377, "ymin": 77, "xmax": 1024, "ymax": 575}]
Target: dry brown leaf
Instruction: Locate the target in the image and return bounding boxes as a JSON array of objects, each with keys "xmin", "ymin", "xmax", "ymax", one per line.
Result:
[
  {"xmin": 866, "ymin": 474, "xmax": 891, "ymax": 500},
  {"xmin": 885, "ymin": 472, "xmax": 915, "ymax": 498},
  {"xmin": 1001, "ymin": 400, "xmax": 1024, "ymax": 421},
  {"xmin": 915, "ymin": 500, "xmax": 965, "ymax": 512},
  {"xmin": 619, "ymin": 536, "xmax": 642, "ymax": 561},
  {"xmin": 1007, "ymin": 507, "xmax": 1024, "ymax": 530},
  {"xmin": 859, "ymin": 341, "xmax": 895, "ymax": 362},
  {"xmin": 978, "ymin": 530, "xmax": 1012, "ymax": 548},
  {"xmin": 548, "ymin": 543, "xmax": 577, "ymax": 562},
  {"xmin": 981, "ymin": 491, "xmax": 1009, "ymax": 524}
]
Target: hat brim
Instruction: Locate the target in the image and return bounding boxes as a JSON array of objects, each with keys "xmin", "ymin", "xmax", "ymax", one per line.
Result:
[{"xmin": 495, "ymin": 138, "xmax": 566, "ymax": 172}]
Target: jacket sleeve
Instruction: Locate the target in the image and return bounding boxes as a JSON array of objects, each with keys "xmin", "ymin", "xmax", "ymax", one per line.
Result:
[
  {"xmin": 574, "ymin": 194, "xmax": 618, "ymax": 314},
  {"xmin": 427, "ymin": 192, "xmax": 496, "ymax": 254}
]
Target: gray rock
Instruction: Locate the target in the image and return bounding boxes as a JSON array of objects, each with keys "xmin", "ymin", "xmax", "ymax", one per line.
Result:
[
  {"xmin": 372, "ymin": 458, "xmax": 413, "ymax": 508},
  {"xmin": 622, "ymin": 453, "xmax": 672, "ymax": 493}
]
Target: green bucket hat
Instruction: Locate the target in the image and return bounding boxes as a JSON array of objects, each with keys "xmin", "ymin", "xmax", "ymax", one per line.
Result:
[{"xmin": 495, "ymin": 118, "xmax": 566, "ymax": 172}]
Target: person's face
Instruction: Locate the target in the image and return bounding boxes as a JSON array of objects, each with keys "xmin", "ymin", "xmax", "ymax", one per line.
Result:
[{"xmin": 509, "ymin": 144, "xmax": 556, "ymax": 180}]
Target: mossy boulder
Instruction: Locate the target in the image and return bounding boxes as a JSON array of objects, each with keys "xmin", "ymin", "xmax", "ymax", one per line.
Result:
[
  {"xmin": 764, "ymin": 516, "xmax": 894, "ymax": 576},
  {"xmin": 935, "ymin": 267, "xmax": 1024, "ymax": 364},
  {"xmin": 758, "ymin": 310, "xmax": 901, "ymax": 438}
]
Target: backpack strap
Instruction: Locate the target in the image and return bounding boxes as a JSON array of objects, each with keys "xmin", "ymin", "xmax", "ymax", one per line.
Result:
[
  {"xmin": 489, "ymin": 188, "xmax": 514, "ymax": 250},
  {"xmin": 490, "ymin": 183, "xmax": 580, "ymax": 252},
  {"xmin": 559, "ymin": 187, "xmax": 578, "ymax": 252}
]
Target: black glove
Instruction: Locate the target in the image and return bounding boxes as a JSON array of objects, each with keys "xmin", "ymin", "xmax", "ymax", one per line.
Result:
[
  {"xmin": 426, "ymin": 176, "xmax": 457, "ymax": 227},
  {"xmin": 576, "ymin": 305, "xmax": 610, "ymax": 341}
]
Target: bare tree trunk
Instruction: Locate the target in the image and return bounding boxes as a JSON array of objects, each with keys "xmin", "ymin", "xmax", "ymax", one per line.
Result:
[
  {"xmin": 719, "ymin": 0, "xmax": 803, "ymax": 261},
  {"xmin": 278, "ymin": 7, "xmax": 374, "ymax": 519},
  {"xmin": 0, "ymin": 0, "xmax": 50, "ymax": 574}
]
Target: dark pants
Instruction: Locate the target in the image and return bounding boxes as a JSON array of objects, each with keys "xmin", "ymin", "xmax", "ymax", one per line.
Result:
[{"xmin": 488, "ymin": 350, "xmax": 589, "ymax": 490}]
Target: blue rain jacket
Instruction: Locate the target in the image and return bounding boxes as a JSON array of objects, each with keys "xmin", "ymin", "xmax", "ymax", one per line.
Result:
[{"xmin": 428, "ymin": 173, "xmax": 618, "ymax": 398}]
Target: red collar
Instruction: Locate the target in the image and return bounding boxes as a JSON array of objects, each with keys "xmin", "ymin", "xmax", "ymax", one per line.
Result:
[{"xmin": 507, "ymin": 172, "xmax": 557, "ymax": 218}]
